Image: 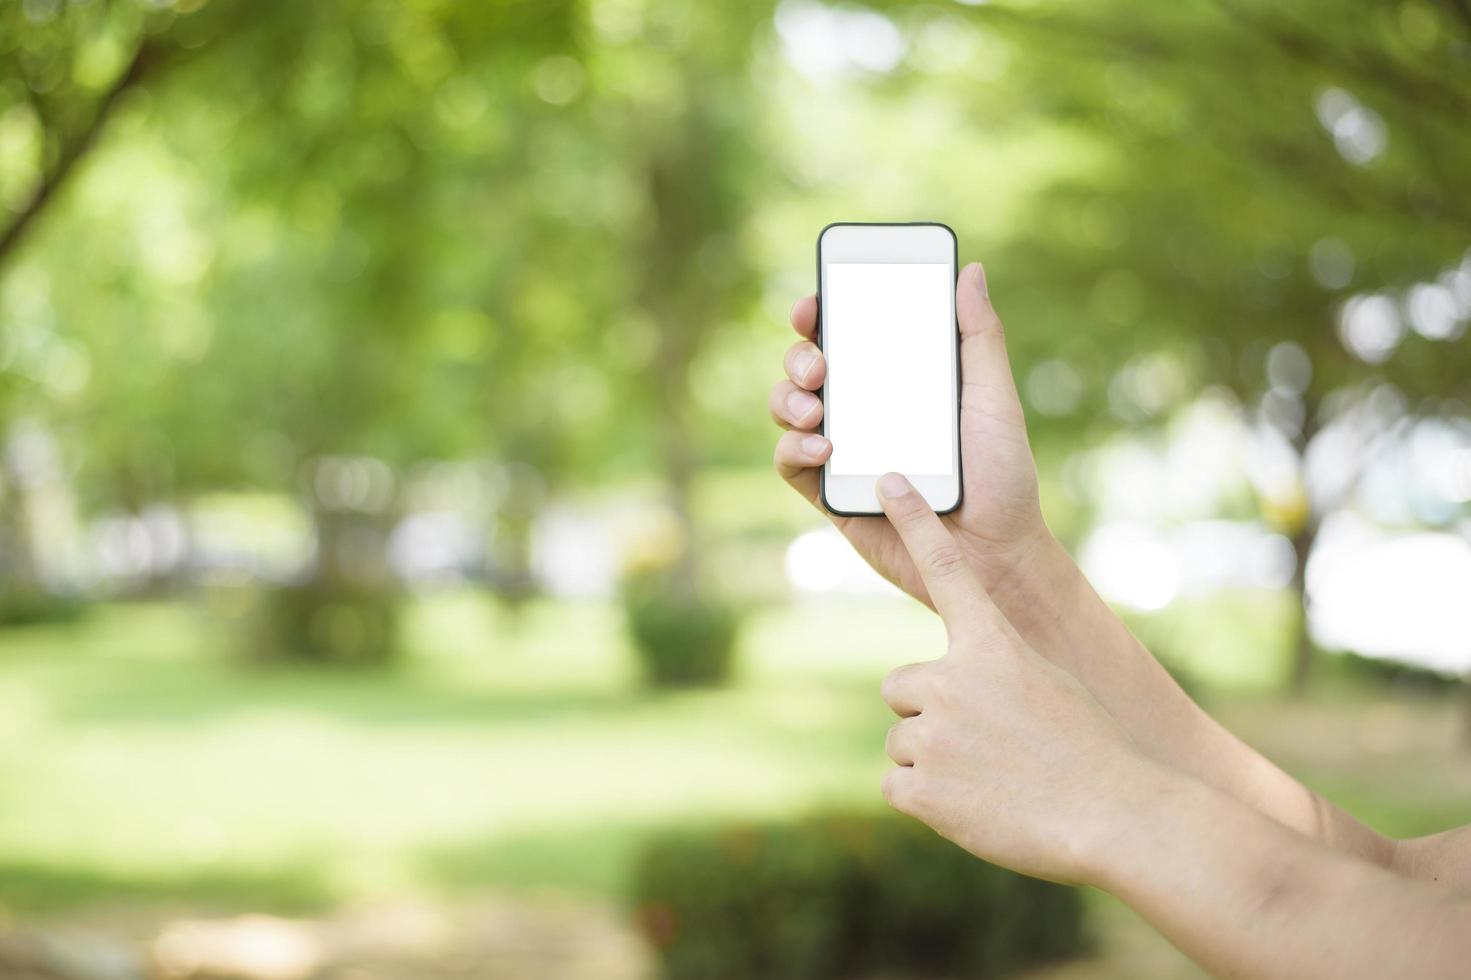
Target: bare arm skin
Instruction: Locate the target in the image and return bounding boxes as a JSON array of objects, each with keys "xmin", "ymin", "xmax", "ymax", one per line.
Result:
[
  {"xmin": 996, "ymin": 535, "xmax": 1400, "ymax": 869},
  {"xmin": 872, "ymin": 474, "xmax": 1471, "ymax": 979},
  {"xmin": 770, "ymin": 263, "xmax": 1471, "ymax": 888},
  {"xmin": 1098, "ymin": 763, "xmax": 1471, "ymax": 980}
]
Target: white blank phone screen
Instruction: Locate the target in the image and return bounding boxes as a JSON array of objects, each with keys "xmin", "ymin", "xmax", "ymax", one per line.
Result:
[{"xmin": 824, "ymin": 262, "xmax": 955, "ymax": 476}]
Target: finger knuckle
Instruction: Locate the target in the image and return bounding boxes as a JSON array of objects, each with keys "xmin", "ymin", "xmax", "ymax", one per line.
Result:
[
  {"xmin": 892, "ymin": 499, "xmax": 926, "ymax": 524},
  {"xmin": 963, "ymin": 305, "xmax": 1004, "ymax": 340},
  {"xmin": 924, "ymin": 669, "xmax": 959, "ymax": 709},
  {"xmin": 919, "ymin": 721, "xmax": 955, "ymax": 759},
  {"xmin": 880, "ymin": 667, "xmax": 907, "ymax": 706},
  {"xmin": 921, "ymin": 543, "xmax": 968, "ymax": 578},
  {"xmin": 905, "ymin": 777, "xmax": 934, "ymax": 813},
  {"xmin": 881, "ymin": 769, "xmax": 909, "ymax": 809}
]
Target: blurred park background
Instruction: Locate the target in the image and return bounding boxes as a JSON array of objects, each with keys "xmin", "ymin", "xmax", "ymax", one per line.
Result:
[{"xmin": 2, "ymin": 0, "xmax": 1470, "ymax": 977}]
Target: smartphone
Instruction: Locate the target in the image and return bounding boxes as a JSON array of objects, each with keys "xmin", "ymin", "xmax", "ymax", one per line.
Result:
[{"xmin": 817, "ymin": 222, "xmax": 962, "ymax": 516}]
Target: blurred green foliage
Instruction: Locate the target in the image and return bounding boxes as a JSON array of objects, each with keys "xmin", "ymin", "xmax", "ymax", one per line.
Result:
[
  {"xmin": 3, "ymin": 1, "xmax": 1469, "ymax": 650},
  {"xmin": 3, "ymin": 0, "xmax": 1466, "ymax": 517},
  {"xmin": 632, "ymin": 812, "xmax": 1086, "ymax": 980}
]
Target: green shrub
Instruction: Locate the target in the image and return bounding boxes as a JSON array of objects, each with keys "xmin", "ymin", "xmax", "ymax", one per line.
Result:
[
  {"xmin": 253, "ymin": 580, "xmax": 401, "ymax": 666},
  {"xmin": 0, "ymin": 585, "xmax": 84, "ymax": 628},
  {"xmin": 632, "ymin": 813, "xmax": 1088, "ymax": 980},
  {"xmin": 622, "ymin": 574, "xmax": 739, "ymax": 687}
]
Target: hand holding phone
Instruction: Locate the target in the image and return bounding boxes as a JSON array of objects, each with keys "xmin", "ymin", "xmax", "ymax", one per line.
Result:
[{"xmin": 770, "ymin": 230, "xmax": 1051, "ymax": 607}]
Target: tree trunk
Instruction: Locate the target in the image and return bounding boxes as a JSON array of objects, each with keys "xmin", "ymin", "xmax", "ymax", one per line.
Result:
[
  {"xmin": 0, "ymin": 427, "xmax": 46, "ymax": 612},
  {"xmin": 489, "ymin": 461, "xmax": 543, "ymax": 618},
  {"xmin": 639, "ymin": 138, "xmax": 711, "ymax": 605},
  {"xmin": 258, "ymin": 500, "xmax": 399, "ymax": 665},
  {"xmin": 654, "ymin": 328, "xmax": 700, "ymax": 603},
  {"xmin": 1287, "ymin": 518, "xmax": 1318, "ymax": 696},
  {"xmin": 0, "ymin": 459, "xmax": 39, "ymax": 593},
  {"xmin": 1463, "ymin": 678, "xmax": 1471, "ymax": 745},
  {"xmin": 1288, "ymin": 390, "xmax": 1323, "ymax": 696},
  {"xmin": 0, "ymin": 42, "xmax": 165, "ymax": 273}
]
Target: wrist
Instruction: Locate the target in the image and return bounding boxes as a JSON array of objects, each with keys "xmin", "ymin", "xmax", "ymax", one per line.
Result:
[
  {"xmin": 1080, "ymin": 756, "xmax": 1200, "ymax": 892},
  {"xmin": 982, "ymin": 530, "xmax": 1088, "ymax": 644}
]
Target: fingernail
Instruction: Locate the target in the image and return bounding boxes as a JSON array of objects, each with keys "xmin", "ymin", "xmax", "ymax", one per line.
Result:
[
  {"xmin": 786, "ymin": 389, "xmax": 815, "ymax": 420},
  {"xmin": 877, "ymin": 472, "xmax": 909, "ymax": 498},
  {"xmin": 802, "ymin": 435, "xmax": 828, "ymax": 456},
  {"xmin": 795, "ymin": 349, "xmax": 819, "ymax": 382},
  {"xmin": 971, "ymin": 262, "xmax": 989, "ymax": 299}
]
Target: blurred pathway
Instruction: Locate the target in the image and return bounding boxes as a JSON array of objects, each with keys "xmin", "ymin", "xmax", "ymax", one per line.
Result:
[{"xmin": 0, "ymin": 896, "xmax": 651, "ymax": 980}]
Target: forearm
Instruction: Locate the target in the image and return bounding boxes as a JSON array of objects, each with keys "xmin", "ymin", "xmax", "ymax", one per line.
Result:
[
  {"xmin": 991, "ymin": 534, "xmax": 1394, "ymax": 867},
  {"xmin": 1092, "ymin": 763, "xmax": 1471, "ymax": 980}
]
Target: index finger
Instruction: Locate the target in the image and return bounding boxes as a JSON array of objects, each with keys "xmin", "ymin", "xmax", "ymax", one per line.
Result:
[
  {"xmin": 790, "ymin": 294, "xmax": 817, "ymax": 340},
  {"xmin": 875, "ymin": 472, "xmax": 997, "ymax": 628}
]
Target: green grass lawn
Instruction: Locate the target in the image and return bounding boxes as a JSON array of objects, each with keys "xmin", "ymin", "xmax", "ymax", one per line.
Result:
[
  {"xmin": 0, "ymin": 590, "xmax": 1466, "ymax": 930},
  {"xmin": 0, "ymin": 593, "xmax": 945, "ymax": 915}
]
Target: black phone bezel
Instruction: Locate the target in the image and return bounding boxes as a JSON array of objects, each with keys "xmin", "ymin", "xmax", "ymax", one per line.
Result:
[{"xmin": 815, "ymin": 221, "xmax": 964, "ymax": 517}]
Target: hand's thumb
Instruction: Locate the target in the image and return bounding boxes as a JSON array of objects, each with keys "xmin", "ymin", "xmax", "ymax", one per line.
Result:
[{"xmin": 956, "ymin": 262, "xmax": 1021, "ymax": 407}]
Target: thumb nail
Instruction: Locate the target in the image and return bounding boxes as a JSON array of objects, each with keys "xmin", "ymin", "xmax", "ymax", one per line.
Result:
[{"xmin": 971, "ymin": 262, "xmax": 989, "ymax": 299}]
